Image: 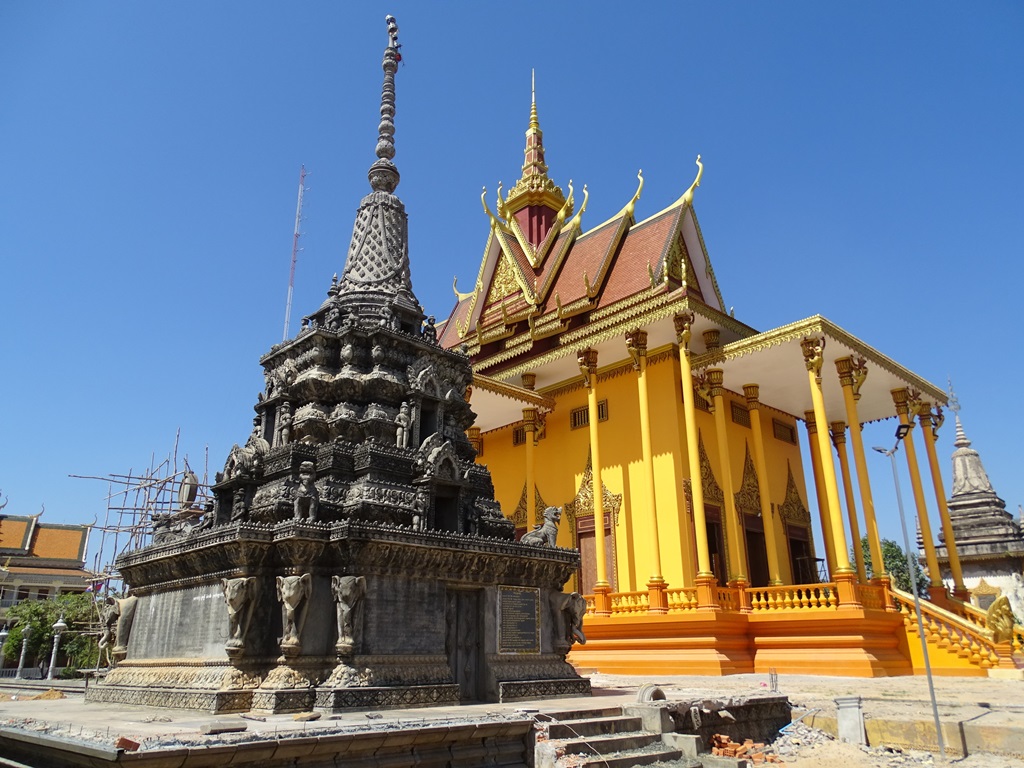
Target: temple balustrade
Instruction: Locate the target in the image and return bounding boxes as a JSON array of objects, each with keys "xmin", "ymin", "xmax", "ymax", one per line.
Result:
[
  {"xmin": 746, "ymin": 583, "xmax": 837, "ymax": 611},
  {"xmin": 888, "ymin": 586, "xmax": 1018, "ymax": 671}
]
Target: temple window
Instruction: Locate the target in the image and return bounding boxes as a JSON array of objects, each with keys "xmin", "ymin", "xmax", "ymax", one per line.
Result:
[
  {"xmin": 730, "ymin": 401, "xmax": 751, "ymax": 428},
  {"xmin": 773, "ymin": 419, "xmax": 797, "ymax": 444},
  {"xmin": 569, "ymin": 400, "xmax": 609, "ymax": 430}
]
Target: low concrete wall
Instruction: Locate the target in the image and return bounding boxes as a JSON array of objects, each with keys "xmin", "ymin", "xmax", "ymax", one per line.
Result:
[
  {"xmin": 800, "ymin": 710, "xmax": 1024, "ymax": 758},
  {"xmin": 0, "ymin": 718, "xmax": 535, "ymax": 768}
]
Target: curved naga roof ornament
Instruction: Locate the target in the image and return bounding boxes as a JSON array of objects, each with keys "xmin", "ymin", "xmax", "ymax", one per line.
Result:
[
  {"xmin": 564, "ymin": 184, "xmax": 589, "ymax": 231},
  {"xmin": 680, "ymin": 154, "xmax": 703, "ymax": 207}
]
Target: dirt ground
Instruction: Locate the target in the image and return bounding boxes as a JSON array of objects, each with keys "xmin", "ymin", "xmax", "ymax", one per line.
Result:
[{"xmin": 2, "ymin": 674, "xmax": 1022, "ymax": 767}]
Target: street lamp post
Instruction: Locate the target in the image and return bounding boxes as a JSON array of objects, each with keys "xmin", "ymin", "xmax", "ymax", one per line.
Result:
[
  {"xmin": 47, "ymin": 616, "xmax": 67, "ymax": 681},
  {"xmin": 16, "ymin": 625, "xmax": 31, "ymax": 679},
  {"xmin": 874, "ymin": 425, "xmax": 946, "ymax": 760}
]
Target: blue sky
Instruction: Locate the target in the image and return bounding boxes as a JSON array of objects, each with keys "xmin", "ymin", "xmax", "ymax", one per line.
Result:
[{"xmin": 1, "ymin": 3, "xmax": 1021, "ymax": 571}]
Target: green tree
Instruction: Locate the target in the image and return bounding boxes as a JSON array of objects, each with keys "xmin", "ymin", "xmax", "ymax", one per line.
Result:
[
  {"xmin": 2, "ymin": 592, "xmax": 100, "ymax": 674},
  {"xmin": 856, "ymin": 536, "xmax": 929, "ymax": 596}
]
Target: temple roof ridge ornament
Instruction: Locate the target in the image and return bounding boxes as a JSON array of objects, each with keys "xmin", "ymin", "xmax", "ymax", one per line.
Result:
[
  {"xmin": 502, "ymin": 71, "xmax": 567, "ymax": 215},
  {"xmin": 642, "ymin": 155, "xmax": 703, "ymax": 225}
]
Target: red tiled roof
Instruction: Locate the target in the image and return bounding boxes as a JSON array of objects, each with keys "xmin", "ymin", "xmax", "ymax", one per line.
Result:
[
  {"xmin": 439, "ymin": 297, "xmax": 473, "ymax": 349},
  {"xmin": 542, "ymin": 218, "xmax": 621, "ymax": 310},
  {"xmin": 597, "ymin": 208, "xmax": 681, "ymax": 308}
]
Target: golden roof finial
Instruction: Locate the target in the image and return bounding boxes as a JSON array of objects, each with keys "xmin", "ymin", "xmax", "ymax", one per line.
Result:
[
  {"xmin": 530, "ymin": 69, "xmax": 539, "ymax": 130},
  {"xmin": 502, "ymin": 70, "xmax": 565, "ymax": 214}
]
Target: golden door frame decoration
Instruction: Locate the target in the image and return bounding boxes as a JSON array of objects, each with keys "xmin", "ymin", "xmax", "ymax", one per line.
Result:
[
  {"xmin": 564, "ymin": 450, "xmax": 621, "ymax": 594},
  {"xmin": 733, "ymin": 444, "xmax": 761, "ymax": 518}
]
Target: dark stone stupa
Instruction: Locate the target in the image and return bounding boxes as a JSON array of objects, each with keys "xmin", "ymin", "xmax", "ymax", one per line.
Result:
[{"xmin": 88, "ymin": 17, "xmax": 589, "ymax": 714}]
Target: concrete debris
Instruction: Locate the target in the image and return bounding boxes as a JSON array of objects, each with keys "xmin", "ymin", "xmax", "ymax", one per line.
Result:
[{"xmin": 292, "ymin": 711, "xmax": 321, "ymax": 722}]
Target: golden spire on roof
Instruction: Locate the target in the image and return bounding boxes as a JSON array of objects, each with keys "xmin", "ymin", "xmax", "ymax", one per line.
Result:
[{"xmin": 502, "ymin": 71, "xmax": 566, "ymax": 215}]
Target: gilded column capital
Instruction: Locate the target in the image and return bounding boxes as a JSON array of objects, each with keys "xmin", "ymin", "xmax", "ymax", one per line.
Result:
[
  {"xmin": 804, "ymin": 409, "xmax": 818, "ymax": 435},
  {"xmin": 577, "ymin": 347, "xmax": 598, "ymax": 389},
  {"xmin": 625, "ymin": 329, "xmax": 648, "ymax": 371},
  {"xmin": 673, "ymin": 311, "xmax": 695, "ymax": 351},
  {"xmin": 742, "ymin": 383, "xmax": 761, "ymax": 409},
  {"xmin": 702, "ymin": 329, "xmax": 721, "ymax": 352},
  {"xmin": 522, "ymin": 406, "xmax": 537, "ymax": 432},
  {"xmin": 829, "ymin": 421, "xmax": 847, "ymax": 448},
  {"xmin": 834, "ymin": 355, "xmax": 867, "ymax": 400},
  {"xmin": 706, "ymin": 368, "xmax": 725, "ymax": 400},
  {"xmin": 801, "ymin": 336, "xmax": 826, "ymax": 384},
  {"xmin": 521, "ymin": 373, "xmax": 537, "ymax": 391},
  {"xmin": 467, "ymin": 426, "xmax": 482, "ymax": 455},
  {"xmin": 891, "ymin": 387, "xmax": 910, "ymax": 416}
]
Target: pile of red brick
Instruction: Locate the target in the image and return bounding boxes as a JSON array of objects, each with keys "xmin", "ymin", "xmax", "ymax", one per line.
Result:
[{"xmin": 709, "ymin": 734, "xmax": 784, "ymax": 764}]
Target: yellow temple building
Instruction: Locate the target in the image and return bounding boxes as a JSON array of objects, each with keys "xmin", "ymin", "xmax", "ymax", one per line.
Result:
[{"xmin": 438, "ymin": 92, "xmax": 1023, "ymax": 679}]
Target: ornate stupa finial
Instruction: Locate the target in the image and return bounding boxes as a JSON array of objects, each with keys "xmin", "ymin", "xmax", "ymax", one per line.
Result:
[
  {"xmin": 947, "ymin": 377, "xmax": 961, "ymax": 416},
  {"xmin": 312, "ymin": 14, "xmax": 422, "ymax": 330},
  {"xmin": 367, "ymin": 15, "xmax": 401, "ymax": 193}
]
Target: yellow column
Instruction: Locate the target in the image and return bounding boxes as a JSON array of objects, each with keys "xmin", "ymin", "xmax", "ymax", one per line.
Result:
[
  {"xmin": 579, "ymin": 348, "xmax": 611, "ymax": 614},
  {"xmin": 521, "ymin": 373, "xmax": 538, "ymax": 529},
  {"xmin": 673, "ymin": 313, "xmax": 718, "ymax": 609},
  {"xmin": 890, "ymin": 388, "xmax": 944, "ymax": 594},
  {"xmin": 743, "ymin": 385, "xmax": 784, "ymax": 585},
  {"xmin": 919, "ymin": 404, "xmax": 966, "ymax": 597},
  {"xmin": 830, "ymin": 421, "xmax": 868, "ymax": 583},
  {"xmin": 707, "ymin": 367, "xmax": 748, "ymax": 587},
  {"xmin": 626, "ymin": 330, "xmax": 668, "ymax": 612},
  {"xmin": 523, "ymin": 407, "xmax": 537, "ymax": 528},
  {"xmin": 804, "ymin": 411, "xmax": 837, "ymax": 579},
  {"xmin": 835, "ymin": 357, "xmax": 887, "ymax": 584},
  {"xmin": 800, "ymin": 337, "xmax": 856, "ymax": 609}
]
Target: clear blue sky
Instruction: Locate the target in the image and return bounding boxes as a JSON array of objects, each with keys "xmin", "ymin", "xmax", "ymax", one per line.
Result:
[{"xmin": 1, "ymin": 3, "xmax": 1021, "ymax": 569}]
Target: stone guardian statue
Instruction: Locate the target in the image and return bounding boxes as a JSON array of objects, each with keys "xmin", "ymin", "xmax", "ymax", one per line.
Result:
[{"xmin": 331, "ymin": 575, "xmax": 366, "ymax": 655}]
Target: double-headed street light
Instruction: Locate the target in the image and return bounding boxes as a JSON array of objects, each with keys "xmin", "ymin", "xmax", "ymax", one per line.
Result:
[{"xmin": 873, "ymin": 424, "xmax": 945, "ymax": 760}]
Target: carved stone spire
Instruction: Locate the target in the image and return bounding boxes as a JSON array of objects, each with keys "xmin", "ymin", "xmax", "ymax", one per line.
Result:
[
  {"xmin": 367, "ymin": 15, "xmax": 400, "ymax": 194},
  {"xmin": 326, "ymin": 15, "xmax": 423, "ymax": 331},
  {"xmin": 939, "ymin": 411, "xmax": 1024, "ymax": 558},
  {"xmin": 950, "ymin": 416, "xmax": 995, "ymax": 496}
]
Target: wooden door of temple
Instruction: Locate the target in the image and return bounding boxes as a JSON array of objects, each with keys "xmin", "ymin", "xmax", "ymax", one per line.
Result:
[{"xmin": 445, "ymin": 589, "xmax": 482, "ymax": 702}]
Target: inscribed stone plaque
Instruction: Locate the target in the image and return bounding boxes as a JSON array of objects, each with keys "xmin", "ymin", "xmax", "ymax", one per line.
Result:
[{"xmin": 498, "ymin": 586, "xmax": 540, "ymax": 654}]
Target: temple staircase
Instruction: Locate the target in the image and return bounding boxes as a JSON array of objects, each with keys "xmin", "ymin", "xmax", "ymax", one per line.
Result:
[
  {"xmin": 534, "ymin": 705, "xmax": 698, "ymax": 768},
  {"xmin": 889, "ymin": 586, "xmax": 1024, "ymax": 676}
]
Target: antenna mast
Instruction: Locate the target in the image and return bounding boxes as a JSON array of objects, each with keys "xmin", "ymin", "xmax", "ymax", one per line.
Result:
[{"xmin": 283, "ymin": 165, "xmax": 307, "ymax": 341}]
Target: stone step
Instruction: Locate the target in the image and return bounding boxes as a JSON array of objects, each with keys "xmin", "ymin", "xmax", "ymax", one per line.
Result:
[
  {"xmin": 556, "ymin": 730, "xmax": 664, "ymax": 756},
  {"xmin": 565, "ymin": 746, "xmax": 689, "ymax": 768},
  {"xmin": 537, "ymin": 706, "xmax": 624, "ymax": 722},
  {"xmin": 546, "ymin": 714, "xmax": 645, "ymax": 739}
]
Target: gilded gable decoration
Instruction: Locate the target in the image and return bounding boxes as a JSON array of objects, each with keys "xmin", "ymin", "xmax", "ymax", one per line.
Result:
[
  {"xmin": 778, "ymin": 461, "xmax": 811, "ymax": 525},
  {"xmin": 511, "ymin": 484, "xmax": 548, "ymax": 530},
  {"xmin": 734, "ymin": 444, "xmax": 761, "ymax": 517},
  {"xmin": 564, "ymin": 450, "xmax": 622, "ymax": 532},
  {"xmin": 486, "ymin": 256, "xmax": 521, "ymax": 304},
  {"xmin": 697, "ymin": 431, "xmax": 724, "ymax": 506}
]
